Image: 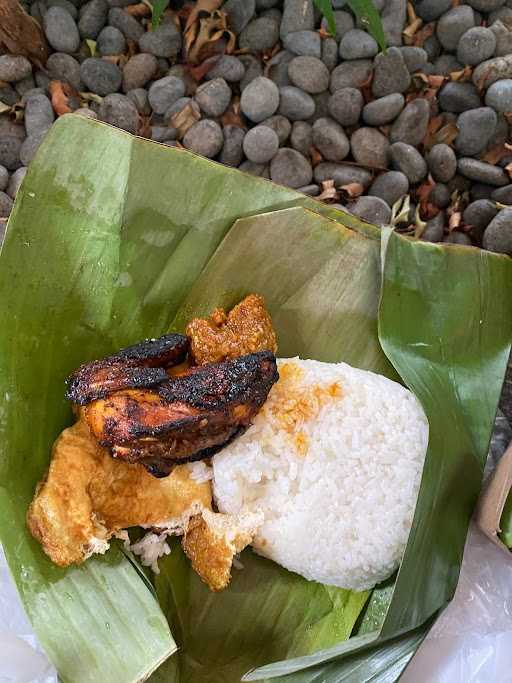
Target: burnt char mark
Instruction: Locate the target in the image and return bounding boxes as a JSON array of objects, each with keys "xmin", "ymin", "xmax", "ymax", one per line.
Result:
[
  {"xmin": 114, "ymin": 334, "xmax": 189, "ymax": 365},
  {"xmin": 157, "ymin": 351, "xmax": 278, "ymax": 410},
  {"xmin": 66, "ymin": 367, "xmax": 169, "ymax": 405},
  {"xmin": 66, "ymin": 334, "xmax": 189, "ymax": 405},
  {"xmin": 138, "ymin": 426, "xmax": 249, "ymax": 477}
]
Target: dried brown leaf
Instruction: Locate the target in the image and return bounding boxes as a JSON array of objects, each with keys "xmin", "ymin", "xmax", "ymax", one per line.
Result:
[
  {"xmin": 505, "ymin": 162, "xmax": 512, "ymax": 179},
  {"xmin": 482, "ymin": 143, "xmax": 512, "ymax": 164},
  {"xmin": 126, "ymin": 2, "xmax": 151, "ymax": 16},
  {"xmin": 170, "ymin": 101, "xmax": 201, "ymax": 138},
  {"xmin": 318, "ymin": 179, "xmax": 340, "ymax": 202},
  {"xmin": 340, "ymin": 182, "xmax": 364, "ymax": 198},
  {"xmin": 186, "ymin": 9, "xmax": 235, "ymax": 64},
  {"xmin": 309, "ymin": 145, "xmax": 323, "ymax": 168},
  {"xmin": 448, "ymin": 211, "xmax": 461, "ymax": 231},
  {"xmin": 412, "ymin": 22, "xmax": 434, "ymax": 46},
  {"xmin": 0, "ymin": 0, "xmax": 50, "ymax": 66},
  {"xmin": 221, "ymin": 97, "xmax": 245, "ymax": 128},
  {"xmin": 49, "ymin": 80, "xmax": 73, "ymax": 116},
  {"xmin": 416, "ymin": 175, "xmax": 435, "ymax": 212},
  {"xmin": 449, "ymin": 65, "xmax": 472, "ymax": 82},
  {"xmin": 184, "ymin": 0, "xmax": 223, "ymax": 32},
  {"xmin": 424, "ymin": 120, "xmax": 459, "ymax": 150},
  {"xmin": 188, "ymin": 55, "xmax": 220, "ymax": 81},
  {"xmin": 137, "ymin": 115, "xmax": 152, "ymax": 138}
]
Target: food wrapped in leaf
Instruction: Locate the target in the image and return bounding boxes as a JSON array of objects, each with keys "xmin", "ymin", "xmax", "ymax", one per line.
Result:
[{"xmin": 0, "ymin": 117, "xmax": 511, "ymax": 683}]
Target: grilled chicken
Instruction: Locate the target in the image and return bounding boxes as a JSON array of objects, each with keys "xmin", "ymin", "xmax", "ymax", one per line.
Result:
[
  {"xmin": 186, "ymin": 294, "xmax": 277, "ymax": 365},
  {"xmin": 83, "ymin": 351, "xmax": 279, "ymax": 477},
  {"xmin": 66, "ymin": 333, "xmax": 189, "ymax": 404}
]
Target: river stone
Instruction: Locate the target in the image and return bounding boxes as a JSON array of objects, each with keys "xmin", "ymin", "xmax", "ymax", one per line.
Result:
[
  {"xmin": 436, "ymin": 6, "xmax": 475, "ymax": 52},
  {"xmin": 290, "ymin": 120, "xmax": 313, "ymax": 155},
  {"xmin": 350, "ymin": 195, "xmax": 391, "ymax": 225},
  {"xmin": 283, "ymin": 30, "xmax": 321, "ymax": 57},
  {"xmin": 313, "ymin": 162, "xmax": 372, "ymax": 188},
  {"xmin": 270, "ymin": 148, "xmax": 313, "ymax": 187},
  {"xmin": 473, "ymin": 54, "xmax": 512, "ymax": 89},
  {"xmin": 328, "ymin": 88, "xmax": 363, "ymax": 126},
  {"xmin": 362, "ymin": 93, "xmax": 405, "ymax": 125},
  {"xmin": 241, "ymin": 77, "xmax": 280, "ymax": 122},
  {"xmin": 280, "ymin": 0, "xmax": 315, "ymax": 39},
  {"xmin": 428, "ymin": 143, "xmax": 457, "ymax": 183},
  {"xmin": 351, "ymin": 127, "xmax": 390, "ymax": 168},
  {"xmin": 455, "ymin": 107, "xmax": 497, "ymax": 157},
  {"xmin": 330, "ymin": 60, "xmax": 373, "ymax": 92},
  {"xmin": 372, "ymin": 47, "xmax": 411, "ymax": 98},
  {"xmin": 339, "ymin": 29, "xmax": 378, "ymax": 60},
  {"xmin": 278, "ymin": 86, "xmax": 315, "ymax": 120},
  {"xmin": 368, "ymin": 171, "xmax": 409, "ymax": 206},
  {"xmin": 463, "ymin": 199, "xmax": 498, "ymax": 238},
  {"xmin": 223, "ymin": 0, "xmax": 255, "ymax": 34},
  {"xmin": 457, "ymin": 158, "xmax": 509, "ymax": 185},
  {"xmin": 438, "ymin": 82, "xmax": 481, "ymax": 113},
  {"xmin": 261, "ymin": 115, "xmax": 292, "ymax": 146},
  {"xmin": 312, "ymin": 117, "xmax": 350, "ymax": 161},
  {"xmin": 390, "ymin": 142, "xmax": 427, "ymax": 183},
  {"xmin": 288, "ymin": 56, "xmax": 330, "ymax": 94},
  {"xmin": 483, "ymin": 208, "xmax": 512, "ymax": 254},
  {"xmin": 457, "ymin": 27, "xmax": 496, "ymax": 66},
  {"xmin": 389, "ymin": 99, "xmax": 430, "ymax": 146}
]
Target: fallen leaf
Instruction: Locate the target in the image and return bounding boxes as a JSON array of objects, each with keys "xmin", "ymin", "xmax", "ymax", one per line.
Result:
[
  {"xmin": 448, "ymin": 211, "xmax": 461, "ymax": 231},
  {"xmin": 170, "ymin": 101, "xmax": 201, "ymax": 138},
  {"xmin": 340, "ymin": 182, "xmax": 364, "ymax": 198},
  {"xmin": 85, "ymin": 39, "xmax": 96, "ymax": 56},
  {"xmin": 495, "ymin": 201, "xmax": 512, "ymax": 209},
  {"xmin": 126, "ymin": 2, "xmax": 151, "ymax": 16},
  {"xmin": 505, "ymin": 162, "xmax": 512, "ymax": 179},
  {"xmin": 482, "ymin": 143, "xmax": 512, "ymax": 164},
  {"xmin": 359, "ymin": 71, "xmax": 374, "ymax": 103},
  {"xmin": 412, "ymin": 22, "xmax": 434, "ymax": 47},
  {"xmin": 449, "ymin": 65, "xmax": 472, "ymax": 82},
  {"xmin": 0, "ymin": 102, "xmax": 12, "ymax": 115},
  {"xmin": 391, "ymin": 194, "xmax": 411, "ymax": 226},
  {"xmin": 221, "ymin": 96, "xmax": 245, "ymax": 128},
  {"xmin": 403, "ymin": 1, "xmax": 422, "ymax": 43},
  {"xmin": 103, "ymin": 54, "xmax": 128, "ymax": 68},
  {"xmin": 414, "ymin": 204, "xmax": 428, "ymax": 238},
  {"xmin": 138, "ymin": 115, "xmax": 152, "ymax": 138},
  {"xmin": 0, "ymin": 0, "xmax": 50, "ymax": 66},
  {"xmin": 475, "ymin": 66, "xmax": 493, "ymax": 93},
  {"xmin": 186, "ymin": 9, "xmax": 235, "ymax": 64},
  {"xmin": 416, "ymin": 176, "xmax": 435, "ymax": 213},
  {"xmin": 79, "ymin": 91, "xmax": 103, "ymax": 105},
  {"xmin": 424, "ymin": 121, "xmax": 459, "ymax": 150},
  {"xmin": 318, "ymin": 25, "xmax": 331, "ymax": 39},
  {"xmin": 49, "ymin": 80, "xmax": 73, "ymax": 116},
  {"xmin": 309, "ymin": 145, "xmax": 323, "ymax": 168},
  {"xmin": 184, "ymin": 0, "xmax": 223, "ymax": 33},
  {"xmin": 318, "ymin": 179, "xmax": 340, "ymax": 202},
  {"xmin": 188, "ymin": 55, "xmax": 220, "ymax": 81}
]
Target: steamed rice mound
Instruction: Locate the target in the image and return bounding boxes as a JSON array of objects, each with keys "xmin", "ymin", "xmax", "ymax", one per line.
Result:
[{"xmin": 213, "ymin": 358, "xmax": 429, "ymax": 591}]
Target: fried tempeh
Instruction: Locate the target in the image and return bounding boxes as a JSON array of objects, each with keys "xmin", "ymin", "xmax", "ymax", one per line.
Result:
[{"xmin": 186, "ymin": 294, "xmax": 277, "ymax": 365}]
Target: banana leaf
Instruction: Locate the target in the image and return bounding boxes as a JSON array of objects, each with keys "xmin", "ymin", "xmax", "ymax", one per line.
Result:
[{"xmin": 0, "ymin": 116, "xmax": 511, "ymax": 683}]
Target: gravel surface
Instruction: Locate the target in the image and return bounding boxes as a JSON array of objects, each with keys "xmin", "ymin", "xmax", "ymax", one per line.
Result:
[{"xmin": 0, "ymin": 0, "xmax": 510, "ymax": 254}]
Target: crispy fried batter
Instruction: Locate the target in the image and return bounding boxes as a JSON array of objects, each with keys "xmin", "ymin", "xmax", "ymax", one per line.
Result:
[
  {"xmin": 186, "ymin": 294, "xmax": 278, "ymax": 366},
  {"xmin": 182, "ymin": 509, "xmax": 263, "ymax": 591},
  {"xmin": 27, "ymin": 420, "xmax": 212, "ymax": 567}
]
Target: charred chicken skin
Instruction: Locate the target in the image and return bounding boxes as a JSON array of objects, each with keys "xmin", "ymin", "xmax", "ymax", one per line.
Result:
[
  {"xmin": 80, "ymin": 351, "xmax": 278, "ymax": 477},
  {"xmin": 66, "ymin": 333, "xmax": 189, "ymax": 405}
]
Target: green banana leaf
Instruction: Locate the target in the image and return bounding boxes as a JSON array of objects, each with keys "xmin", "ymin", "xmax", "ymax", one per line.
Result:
[{"xmin": 0, "ymin": 116, "xmax": 511, "ymax": 683}]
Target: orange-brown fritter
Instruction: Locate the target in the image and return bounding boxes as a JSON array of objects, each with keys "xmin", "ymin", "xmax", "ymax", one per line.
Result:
[
  {"xmin": 27, "ymin": 420, "xmax": 212, "ymax": 567},
  {"xmin": 186, "ymin": 294, "xmax": 278, "ymax": 366}
]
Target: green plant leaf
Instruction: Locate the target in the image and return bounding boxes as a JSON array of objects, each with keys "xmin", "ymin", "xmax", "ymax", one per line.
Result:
[
  {"xmin": 500, "ymin": 488, "xmax": 512, "ymax": 547},
  {"xmin": 313, "ymin": 0, "xmax": 337, "ymax": 36},
  {"xmin": 151, "ymin": 0, "xmax": 170, "ymax": 29},
  {"xmin": 347, "ymin": 0, "xmax": 387, "ymax": 52}
]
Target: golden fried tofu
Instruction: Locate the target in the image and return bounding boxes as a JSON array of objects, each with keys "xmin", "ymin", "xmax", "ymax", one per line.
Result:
[
  {"xmin": 182, "ymin": 508, "xmax": 263, "ymax": 591},
  {"xmin": 186, "ymin": 294, "xmax": 278, "ymax": 366},
  {"xmin": 27, "ymin": 420, "xmax": 212, "ymax": 567}
]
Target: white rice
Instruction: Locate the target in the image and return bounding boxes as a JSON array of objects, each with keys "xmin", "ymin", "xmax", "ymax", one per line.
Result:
[
  {"xmin": 129, "ymin": 533, "xmax": 171, "ymax": 574},
  {"xmin": 213, "ymin": 358, "xmax": 429, "ymax": 591},
  {"xmin": 187, "ymin": 460, "xmax": 214, "ymax": 483}
]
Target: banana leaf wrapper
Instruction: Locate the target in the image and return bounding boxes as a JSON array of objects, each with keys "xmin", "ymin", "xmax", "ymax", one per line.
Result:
[{"xmin": 0, "ymin": 116, "xmax": 510, "ymax": 683}]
